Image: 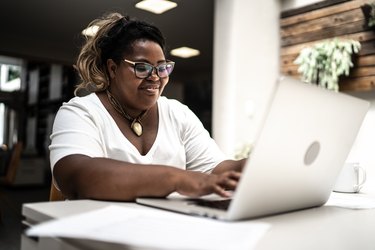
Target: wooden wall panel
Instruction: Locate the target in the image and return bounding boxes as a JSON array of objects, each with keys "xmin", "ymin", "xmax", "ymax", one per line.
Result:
[{"xmin": 280, "ymin": 0, "xmax": 375, "ymax": 92}]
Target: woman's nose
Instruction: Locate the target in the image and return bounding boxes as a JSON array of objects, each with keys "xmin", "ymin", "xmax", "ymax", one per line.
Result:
[{"xmin": 148, "ymin": 68, "xmax": 160, "ymax": 81}]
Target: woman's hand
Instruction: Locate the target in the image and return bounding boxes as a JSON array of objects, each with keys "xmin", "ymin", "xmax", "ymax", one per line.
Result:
[{"xmin": 175, "ymin": 170, "xmax": 241, "ymax": 198}]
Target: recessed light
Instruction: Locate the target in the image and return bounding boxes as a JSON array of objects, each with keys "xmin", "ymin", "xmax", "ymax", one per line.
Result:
[
  {"xmin": 170, "ymin": 47, "xmax": 200, "ymax": 58},
  {"xmin": 135, "ymin": 0, "xmax": 177, "ymax": 14},
  {"xmin": 82, "ymin": 25, "xmax": 99, "ymax": 37}
]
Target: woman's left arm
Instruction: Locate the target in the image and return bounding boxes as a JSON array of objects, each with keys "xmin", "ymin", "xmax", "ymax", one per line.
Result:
[{"xmin": 212, "ymin": 158, "xmax": 247, "ymax": 175}]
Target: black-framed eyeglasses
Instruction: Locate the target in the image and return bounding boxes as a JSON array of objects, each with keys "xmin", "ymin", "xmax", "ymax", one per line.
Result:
[{"xmin": 123, "ymin": 59, "xmax": 175, "ymax": 79}]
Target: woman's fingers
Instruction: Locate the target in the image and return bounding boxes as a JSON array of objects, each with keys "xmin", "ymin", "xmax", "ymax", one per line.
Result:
[
  {"xmin": 212, "ymin": 171, "xmax": 241, "ymax": 196},
  {"xmin": 218, "ymin": 171, "xmax": 241, "ymax": 189},
  {"xmin": 176, "ymin": 170, "xmax": 242, "ymax": 198},
  {"xmin": 213, "ymin": 185, "xmax": 232, "ymax": 197}
]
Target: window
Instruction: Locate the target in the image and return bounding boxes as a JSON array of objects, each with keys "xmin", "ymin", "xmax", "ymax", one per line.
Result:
[
  {"xmin": 0, "ymin": 56, "xmax": 23, "ymax": 146},
  {"xmin": 0, "ymin": 63, "xmax": 22, "ymax": 92}
]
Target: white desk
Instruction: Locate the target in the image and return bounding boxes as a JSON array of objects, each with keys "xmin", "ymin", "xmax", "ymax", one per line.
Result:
[{"xmin": 21, "ymin": 196, "xmax": 375, "ymax": 250}]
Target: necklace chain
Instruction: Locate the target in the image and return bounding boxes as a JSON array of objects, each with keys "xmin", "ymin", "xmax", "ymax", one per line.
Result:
[{"xmin": 106, "ymin": 90, "xmax": 148, "ymax": 137}]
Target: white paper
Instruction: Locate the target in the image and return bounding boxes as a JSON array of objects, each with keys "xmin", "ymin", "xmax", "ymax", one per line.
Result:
[
  {"xmin": 26, "ymin": 205, "xmax": 270, "ymax": 250},
  {"xmin": 325, "ymin": 192, "xmax": 375, "ymax": 209}
]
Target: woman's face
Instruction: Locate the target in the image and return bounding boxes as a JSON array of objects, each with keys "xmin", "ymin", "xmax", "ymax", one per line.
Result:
[{"xmin": 108, "ymin": 39, "xmax": 170, "ymax": 112}]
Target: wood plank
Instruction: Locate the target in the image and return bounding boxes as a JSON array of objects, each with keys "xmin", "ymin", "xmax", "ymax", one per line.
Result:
[
  {"xmin": 280, "ymin": 62, "xmax": 369, "ymax": 78},
  {"xmin": 280, "ymin": 65, "xmax": 375, "ymax": 78},
  {"xmin": 340, "ymin": 75, "xmax": 375, "ymax": 91},
  {"xmin": 358, "ymin": 40, "xmax": 375, "ymax": 55},
  {"xmin": 281, "ymin": 68, "xmax": 299, "ymax": 77},
  {"xmin": 281, "ymin": 0, "xmax": 368, "ymax": 26},
  {"xmin": 279, "ymin": 73, "xmax": 375, "ymax": 92},
  {"xmin": 281, "ymin": 9, "xmax": 364, "ymax": 38},
  {"xmin": 282, "ymin": 19, "xmax": 367, "ymax": 46},
  {"xmin": 280, "ymin": 31, "xmax": 375, "ymax": 57},
  {"xmin": 350, "ymin": 66, "xmax": 375, "ymax": 77},
  {"xmin": 355, "ymin": 54, "xmax": 375, "ymax": 66},
  {"xmin": 279, "ymin": 74, "xmax": 375, "ymax": 92},
  {"xmin": 281, "ymin": 0, "xmax": 350, "ymax": 19},
  {"xmin": 281, "ymin": 54, "xmax": 375, "ymax": 70},
  {"xmin": 281, "ymin": 54, "xmax": 299, "ymax": 68}
]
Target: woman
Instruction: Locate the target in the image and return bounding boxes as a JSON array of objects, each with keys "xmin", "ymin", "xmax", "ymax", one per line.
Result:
[{"xmin": 50, "ymin": 12, "xmax": 245, "ymax": 201}]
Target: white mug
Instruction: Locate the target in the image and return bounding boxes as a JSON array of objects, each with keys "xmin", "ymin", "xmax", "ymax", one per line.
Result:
[{"xmin": 333, "ymin": 162, "xmax": 366, "ymax": 193}]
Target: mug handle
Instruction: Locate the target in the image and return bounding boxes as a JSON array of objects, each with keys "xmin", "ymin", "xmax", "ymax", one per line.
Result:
[{"xmin": 354, "ymin": 164, "xmax": 366, "ymax": 192}]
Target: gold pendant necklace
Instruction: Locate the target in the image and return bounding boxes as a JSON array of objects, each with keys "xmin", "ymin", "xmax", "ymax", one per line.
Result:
[{"xmin": 106, "ymin": 90, "xmax": 148, "ymax": 137}]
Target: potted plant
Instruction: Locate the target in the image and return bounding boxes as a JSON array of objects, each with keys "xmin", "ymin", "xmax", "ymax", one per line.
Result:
[
  {"xmin": 293, "ymin": 39, "xmax": 361, "ymax": 91},
  {"xmin": 361, "ymin": 2, "xmax": 375, "ymax": 29},
  {"xmin": 234, "ymin": 143, "xmax": 252, "ymax": 160}
]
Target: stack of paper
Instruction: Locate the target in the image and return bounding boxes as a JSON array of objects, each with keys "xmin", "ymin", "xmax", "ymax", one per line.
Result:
[{"xmin": 27, "ymin": 205, "xmax": 270, "ymax": 250}]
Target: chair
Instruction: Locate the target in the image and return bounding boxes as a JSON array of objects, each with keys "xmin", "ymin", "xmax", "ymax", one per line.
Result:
[
  {"xmin": 0, "ymin": 142, "xmax": 23, "ymax": 185},
  {"xmin": 49, "ymin": 179, "xmax": 65, "ymax": 201},
  {"xmin": 0, "ymin": 142, "xmax": 23, "ymax": 222}
]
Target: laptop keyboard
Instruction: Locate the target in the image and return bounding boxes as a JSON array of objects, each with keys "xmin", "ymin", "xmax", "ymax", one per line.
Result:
[{"xmin": 192, "ymin": 199, "xmax": 231, "ymax": 211}]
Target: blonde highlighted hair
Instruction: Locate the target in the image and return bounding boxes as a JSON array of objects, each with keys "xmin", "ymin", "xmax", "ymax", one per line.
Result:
[{"xmin": 74, "ymin": 12, "xmax": 166, "ymax": 96}]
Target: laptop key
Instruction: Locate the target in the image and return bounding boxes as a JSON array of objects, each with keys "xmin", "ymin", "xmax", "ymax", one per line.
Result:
[{"xmin": 192, "ymin": 199, "xmax": 231, "ymax": 211}]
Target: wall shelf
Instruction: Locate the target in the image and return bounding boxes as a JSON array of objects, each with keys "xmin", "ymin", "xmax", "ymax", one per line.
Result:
[{"xmin": 280, "ymin": 0, "xmax": 375, "ymax": 92}]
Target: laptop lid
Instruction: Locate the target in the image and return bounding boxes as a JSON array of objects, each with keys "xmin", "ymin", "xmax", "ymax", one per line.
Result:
[{"xmin": 137, "ymin": 76, "xmax": 370, "ymax": 221}]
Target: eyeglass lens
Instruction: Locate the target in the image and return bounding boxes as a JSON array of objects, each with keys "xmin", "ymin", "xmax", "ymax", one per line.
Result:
[{"xmin": 135, "ymin": 62, "xmax": 174, "ymax": 79}]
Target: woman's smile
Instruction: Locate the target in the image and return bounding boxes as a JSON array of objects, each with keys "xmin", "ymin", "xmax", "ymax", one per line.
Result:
[{"xmin": 141, "ymin": 85, "xmax": 160, "ymax": 95}]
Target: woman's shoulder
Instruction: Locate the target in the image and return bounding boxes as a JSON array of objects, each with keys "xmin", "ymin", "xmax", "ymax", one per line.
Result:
[
  {"xmin": 57, "ymin": 93, "xmax": 106, "ymax": 119},
  {"xmin": 62, "ymin": 93, "xmax": 101, "ymax": 109}
]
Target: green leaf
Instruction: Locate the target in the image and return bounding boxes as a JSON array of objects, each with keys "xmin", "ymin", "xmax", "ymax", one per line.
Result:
[{"xmin": 293, "ymin": 38, "xmax": 361, "ymax": 92}]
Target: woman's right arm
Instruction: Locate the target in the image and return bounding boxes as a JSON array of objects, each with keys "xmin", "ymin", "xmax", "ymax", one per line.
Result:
[{"xmin": 53, "ymin": 154, "xmax": 240, "ymax": 201}]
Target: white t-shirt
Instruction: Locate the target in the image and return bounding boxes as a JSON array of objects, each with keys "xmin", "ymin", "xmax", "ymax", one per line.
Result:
[{"xmin": 49, "ymin": 94, "xmax": 226, "ymax": 173}]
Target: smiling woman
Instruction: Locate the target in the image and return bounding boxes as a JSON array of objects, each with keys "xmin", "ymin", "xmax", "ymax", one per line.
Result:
[{"xmin": 49, "ymin": 12, "xmax": 246, "ymax": 201}]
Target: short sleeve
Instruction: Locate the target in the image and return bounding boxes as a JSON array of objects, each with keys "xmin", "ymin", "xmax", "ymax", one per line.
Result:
[{"xmin": 49, "ymin": 96, "xmax": 105, "ymax": 170}]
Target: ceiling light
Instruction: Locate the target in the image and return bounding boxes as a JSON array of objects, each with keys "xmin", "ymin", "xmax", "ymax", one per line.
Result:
[
  {"xmin": 81, "ymin": 25, "xmax": 99, "ymax": 37},
  {"xmin": 135, "ymin": 0, "xmax": 177, "ymax": 14},
  {"xmin": 170, "ymin": 47, "xmax": 200, "ymax": 58}
]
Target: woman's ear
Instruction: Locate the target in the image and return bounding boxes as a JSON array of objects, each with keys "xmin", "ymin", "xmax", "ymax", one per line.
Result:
[{"xmin": 106, "ymin": 59, "xmax": 117, "ymax": 79}]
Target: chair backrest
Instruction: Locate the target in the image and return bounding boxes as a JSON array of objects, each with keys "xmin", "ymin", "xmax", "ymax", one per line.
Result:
[
  {"xmin": 0, "ymin": 142, "xmax": 23, "ymax": 185},
  {"xmin": 49, "ymin": 179, "xmax": 65, "ymax": 201}
]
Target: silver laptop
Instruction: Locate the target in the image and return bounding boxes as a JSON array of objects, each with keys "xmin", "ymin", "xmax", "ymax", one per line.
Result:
[{"xmin": 136, "ymin": 76, "xmax": 369, "ymax": 221}]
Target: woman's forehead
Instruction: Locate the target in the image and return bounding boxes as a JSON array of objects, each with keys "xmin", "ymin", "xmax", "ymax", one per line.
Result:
[{"xmin": 126, "ymin": 40, "xmax": 165, "ymax": 57}]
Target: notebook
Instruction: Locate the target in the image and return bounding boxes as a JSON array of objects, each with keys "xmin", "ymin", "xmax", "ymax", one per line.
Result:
[{"xmin": 136, "ymin": 76, "xmax": 369, "ymax": 221}]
